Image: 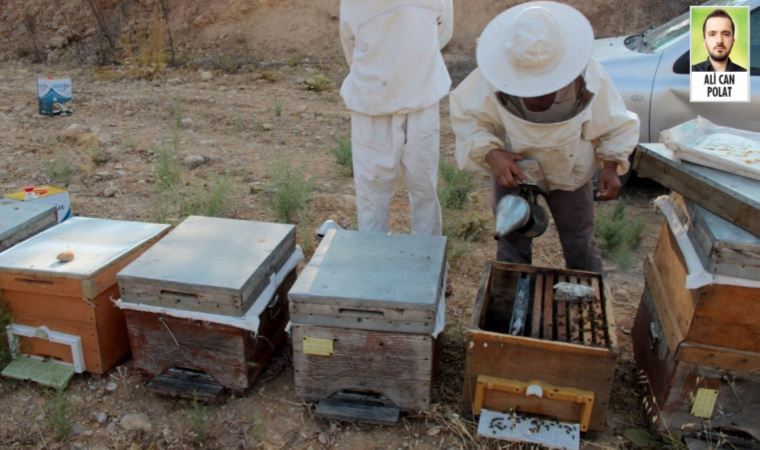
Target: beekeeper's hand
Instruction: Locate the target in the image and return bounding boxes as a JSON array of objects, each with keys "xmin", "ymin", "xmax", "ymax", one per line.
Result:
[
  {"xmin": 485, "ymin": 149, "xmax": 526, "ymax": 189},
  {"xmin": 597, "ymin": 162, "xmax": 622, "ymax": 200}
]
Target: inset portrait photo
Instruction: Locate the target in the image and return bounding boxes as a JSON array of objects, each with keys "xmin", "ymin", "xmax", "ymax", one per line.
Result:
[{"xmin": 690, "ymin": 6, "xmax": 750, "ymax": 102}]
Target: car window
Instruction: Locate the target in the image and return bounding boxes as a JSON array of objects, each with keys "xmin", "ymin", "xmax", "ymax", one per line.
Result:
[
  {"xmin": 751, "ymin": 7, "xmax": 760, "ymax": 74},
  {"xmin": 643, "ymin": 0, "xmax": 752, "ymax": 52}
]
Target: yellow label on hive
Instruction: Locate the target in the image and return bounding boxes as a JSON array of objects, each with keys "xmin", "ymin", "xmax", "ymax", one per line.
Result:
[
  {"xmin": 302, "ymin": 337, "xmax": 333, "ymax": 356},
  {"xmin": 690, "ymin": 388, "xmax": 718, "ymax": 418}
]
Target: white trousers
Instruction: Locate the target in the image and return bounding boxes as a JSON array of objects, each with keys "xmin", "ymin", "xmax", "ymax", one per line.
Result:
[{"xmin": 351, "ymin": 104, "xmax": 442, "ymax": 235}]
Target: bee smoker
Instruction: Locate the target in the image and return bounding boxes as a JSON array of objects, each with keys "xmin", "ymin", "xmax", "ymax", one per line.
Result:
[{"xmin": 494, "ymin": 160, "xmax": 549, "ymax": 240}]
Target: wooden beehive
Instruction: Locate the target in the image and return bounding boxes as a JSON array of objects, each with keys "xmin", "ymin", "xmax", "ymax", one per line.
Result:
[
  {"xmin": 0, "ymin": 199, "xmax": 57, "ymax": 252},
  {"xmin": 464, "ymin": 261, "xmax": 618, "ymax": 432},
  {"xmin": 0, "ymin": 217, "xmax": 169, "ymax": 374},
  {"xmin": 632, "ymin": 283, "xmax": 760, "ymax": 442},
  {"xmin": 289, "ymin": 229, "xmax": 446, "ymax": 412},
  {"xmin": 647, "ymin": 221, "xmax": 760, "ymax": 356},
  {"xmin": 122, "ymin": 270, "xmax": 296, "ymax": 394},
  {"xmin": 118, "ymin": 216, "xmax": 296, "ymax": 317},
  {"xmin": 117, "ymin": 216, "xmax": 298, "ymax": 393}
]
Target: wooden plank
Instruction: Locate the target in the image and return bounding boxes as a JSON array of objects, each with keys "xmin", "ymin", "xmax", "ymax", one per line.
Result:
[
  {"xmin": 643, "ymin": 254, "xmax": 684, "ymax": 354},
  {"xmin": 602, "ymin": 282, "xmax": 619, "ymax": 353},
  {"xmin": 542, "ymin": 273, "xmax": 554, "ymax": 340},
  {"xmin": 676, "ymin": 342, "xmax": 760, "ymax": 373},
  {"xmin": 315, "ymin": 394, "xmax": 400, "ymax": 425},
  {"xmin": 687, "ymin": 282, "xmax": 760, "ymax": 353},
  {"xmin": 91, "ymin": 285, "xmax": 130, "ymax": 374},
  {"xmin": 147, "ymin": 367, "xmax": 226, "ymax": 403},
  {"xmin": 292, "ymin": 325, "xmax": 434, "ymax": 412},
  {"xmin": 590, "ymin": 277, "xmax": 606, "ymax": 347},
  {"xmin": 634, "ymin": 143, "xmax": 760, "ymax": 237},
  {"xmin": 465, "ymin": 330, "xmax": 616, "ymax": 431},
  {"xmin": 531, "ymin": 273, "xmax": 543, "ymax": 338},
  {"xmin": 653, "ymin": 222, "xmax": 697, "ymax": 336},
  {"xmin": 579, "ymin": 278, "xmax": 594, "ymax": 346}
]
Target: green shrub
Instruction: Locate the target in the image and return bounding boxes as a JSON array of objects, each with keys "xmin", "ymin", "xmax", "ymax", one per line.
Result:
[
  {"xmin": 267, "ymin": 160, "xmax": 312, "ymax": 223},
  {"xmin": 302, "ymin": 73, "xmax": 331, "ymax": 92},
  {"xmin": 330, "ymin": 136, "xmax": 352, "ymax": 176},
  {"xmin": 44, "ymin": 157, "xmax": 73, "ymax": 187},
  {"xmin": 187, "ymin": 394, "xmax": 207, "ymax": 446},
  {"xmin": 47, "ymin": 388, "xmax": 72, "ymax": 441},
  {"xmin": 438, "ymin": 159, "xmax": 475, "ymax": 210},
  {"xmin": 595, "ymin": 200, "xmax": 646, "ymax": 269}
]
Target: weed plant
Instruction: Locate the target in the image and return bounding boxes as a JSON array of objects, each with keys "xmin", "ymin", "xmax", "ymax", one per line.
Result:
[
  {"xmin": 302, "ymin": 73, "xmax": 331, "ymax": 92},
  {"xmin": 330, "ymin": 137, "xmax": 352, "ymax": 176},
  {"xmin": 188, "ymin": 394, "xmax": 206, "ymax": 446},
  {"xmin": 267, "ymin": 159, "xmax": 313, "ymax": 223},
  {"xmin": 44, "ymin": 157, "xmax": 73, "ymax": 187},
  {"xmin": 47, "ymin": 388, "xmax": 72, "ymax": 441},
  {"xmin": 438, "ymin": 159, "xmax": 475, "ymax": 210},
  {"xmin": 0, "ymin": 302, "xmax": 11, "ymax": 368},
  {"xmin": 179, "ymin": 175, "xmax": 235, "ymax": 218},
  {"xmin": 273, "ymin": 98, "xmax": 283, "ymax": 117},
  {"xmin": 595, "ymin": 200, "xmax": 646, "ymax": 269}
]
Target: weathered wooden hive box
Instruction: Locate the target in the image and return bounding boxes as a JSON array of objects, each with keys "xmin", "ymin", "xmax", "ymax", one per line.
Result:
[
  {"xmin": 464, "ymin": 261, "xmax": 618, "ymax": 432},
  {"xmin": 632, "ymin": 196, "xmax": 760, "ymax": 442},
  {"xmin": 0, "ymin": 217, "xmax": 169, "ymax": 375},
  {"xmin": 289, "ymin": 229, "xmax": 447, "ymax": 413},
  {"xmin": 117, "ymin": 216, "xmax": 298, "ymax": 394},
  {"xmin": 0, "ymin": 199, "xmax": 57, "ymax": 252}
]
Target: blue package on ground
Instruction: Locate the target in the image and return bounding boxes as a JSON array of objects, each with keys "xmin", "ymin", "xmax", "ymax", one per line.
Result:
[{"xmin": 37, "ymin": 77, "xmax": 72, "ymax": 115}]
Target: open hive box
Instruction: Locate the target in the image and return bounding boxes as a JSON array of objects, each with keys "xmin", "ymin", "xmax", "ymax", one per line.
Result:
[
  {"xmin": 0, "ymin": 199, "xmax": 57, "ymax": 252},
  {"xmin": 116, "ymin": 216, "xmax": 299, "ymax": 399},
  {"xmin": 0, "ymin": 217, "xmax": 169, "ymax": 387},
  {"xmin": 464, "ymin": 261, "xmax": 618, "ymax": 444},
  {"xmin": 632, "ymin": 195, "xmax": 760, "ymax": 443},
  {"xmin": 289, "ymin": 229, "xmax": 446, "ymax": 421}
]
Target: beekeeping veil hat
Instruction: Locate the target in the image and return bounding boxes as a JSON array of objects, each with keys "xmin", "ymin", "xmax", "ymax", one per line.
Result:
[{"xmin": 476, "ymin": 1, "xmax": 594, "ymax": 97}]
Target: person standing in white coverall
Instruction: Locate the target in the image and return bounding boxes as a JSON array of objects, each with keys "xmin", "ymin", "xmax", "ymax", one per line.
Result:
[
  {"xmin": 450, "ymin": 1, "xmax": 639, "ymax": 272},
  {"xmin": 340, "ymin": 0, "xmax": 453, "ymax": 235}
]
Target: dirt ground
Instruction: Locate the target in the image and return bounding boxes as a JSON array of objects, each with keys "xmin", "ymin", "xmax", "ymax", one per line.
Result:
[{"xmin": 0, "ymin": 1, "xmax": 691, "ymax": 449}]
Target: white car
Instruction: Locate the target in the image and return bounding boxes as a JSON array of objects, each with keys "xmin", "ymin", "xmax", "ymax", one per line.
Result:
[{"xmin": 594, "ymin": 0, "xmax": 760, "ymax": 144}]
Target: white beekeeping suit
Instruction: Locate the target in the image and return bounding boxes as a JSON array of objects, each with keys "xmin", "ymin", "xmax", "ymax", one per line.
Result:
[{"xmin": 339, "ymin": 0, "xmax": 453, "ymax": 235}]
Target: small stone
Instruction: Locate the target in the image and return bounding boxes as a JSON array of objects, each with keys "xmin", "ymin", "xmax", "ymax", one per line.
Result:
[
  {"xmin": 262, "ymin": 123, "xmax": 273, "ymax": 131},
  {"xmin": 94, "ymin": 412, "xmax": 108, "ymax": 424},
  {"xmin": 94, "ymin": 171, "xmax": 114, "ymax": 181},
  {"xmin": 317, "ymin": 433, "xmax": 328, "ymax": 445},
  {"xmin": 180, "ymin": 118, "xmax": 193, "ymax": 129},
  {"xmin": 48, "ymin": 35, "xmax": 68, "ymax": 49},
  {"xmin": 102, "ymin": 186, "xmax": 118, "ymax": 198},
  {"xmin": 67, "ymin": 184, "xmax": 81, "ymax": 194},
  {"xmin": 426, "ymin": 426, "xmax": 442, "ymax": 437},
  {"xmin": 167, "ymin": 77, "xmax": 182, "ymax": 84},
  {"xmin": 199, "ymin": 70, "xmax": 213, "ymax": 81},
  {"xmin": 72, "ymin": 423, "xmax": 86, "ymax": 435},
  {"xmin": 105, "ymin": 382, "xmax": 118, "ymax": 391},
  {"xmin": 183, "ymin": 154, "xmax": 207, "ymax": 169},
  {"xmin": 120, "ymin": 413, "xmax": 152, "ymax": 432}
]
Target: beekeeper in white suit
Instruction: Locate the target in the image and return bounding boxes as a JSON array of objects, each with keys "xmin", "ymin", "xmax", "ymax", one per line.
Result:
[
  {"xmin": 340, "ymin": 0, "xmax": 453, "ymax": 235},
  {"xmin": 450, "ymin": 1, "xmax": 639, "ymax": 272}
]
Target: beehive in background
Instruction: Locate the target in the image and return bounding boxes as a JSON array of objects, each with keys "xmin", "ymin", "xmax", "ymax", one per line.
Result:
[{"xmin": 0, "ymin": 199, "xmax": 57, "ymax": 252}]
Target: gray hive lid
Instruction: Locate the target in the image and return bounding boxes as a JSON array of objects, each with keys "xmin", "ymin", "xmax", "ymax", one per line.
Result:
[
  {"xmin": 0, "ymin": 199, "xmax": 57, "ymax": 251},
  {"xmin": 117, "ymin": 216, "xmax": 296, "ymax": 312},
  {"xmin": 686, "ymin": 200, "xmax": 760, "ymax": 281},
  {"xmin": 0, "ymin": 217, "xmax": 170, "ymax": 279},
  {"xmin": 290, "ymin": 229, "xmax": 447, "ymax": 311}
]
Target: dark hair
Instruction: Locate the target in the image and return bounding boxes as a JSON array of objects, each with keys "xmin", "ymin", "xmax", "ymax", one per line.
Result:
[{"xmin": 702, "ymin": 9, "xmax": 735, "ymax": 36}]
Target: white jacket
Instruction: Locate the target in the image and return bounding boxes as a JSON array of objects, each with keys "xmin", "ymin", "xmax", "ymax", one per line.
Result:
[
  {"xmin": 340, "ymin": 0, "xmax": 453, "ymax": 116},
  {"xmin": 450, "ymin": 59, "xmax": 640, "ymax": 191}
]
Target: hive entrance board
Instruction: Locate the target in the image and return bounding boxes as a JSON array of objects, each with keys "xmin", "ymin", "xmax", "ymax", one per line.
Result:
[
  {"xmin": 2, "ymin": 355, "xmax": 75, "ymax": 389},
  {"xmin": 315, "ymin": 391, "xmax": 401, "ymax": 425},
  {"xmin": 477, "ymin": 409, "xmax": 580, "ymax": 450},
  {"xmin": 146, "ymin": 367, "xmax": 225, "ymax": 403},
  {"xmin": 482, "ymin": 270, "xmax": 610, "ymax": 348}
]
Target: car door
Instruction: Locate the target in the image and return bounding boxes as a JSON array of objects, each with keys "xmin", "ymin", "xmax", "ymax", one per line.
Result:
[{"xmin": 649, "ymin": 5, "xmax": 760, "ymax": 140}]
